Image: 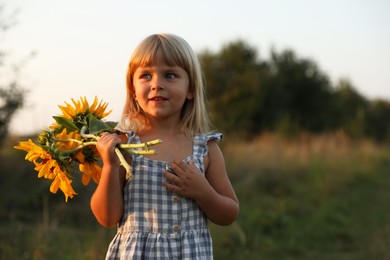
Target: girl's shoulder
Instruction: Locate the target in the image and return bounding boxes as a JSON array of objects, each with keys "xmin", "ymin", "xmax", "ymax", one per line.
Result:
[
  {"xmin": 194, "ymin": 132, "xmax": 223, "ymax": 168},
  {"xmin": 194, "ymin": 133, "xmax": 223, "ymax": 178}
]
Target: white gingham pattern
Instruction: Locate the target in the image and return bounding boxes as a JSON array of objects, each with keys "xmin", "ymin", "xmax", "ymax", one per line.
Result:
[{"xmin": 105, "ymin": 132, "xmax": 222, "ymax": 260}]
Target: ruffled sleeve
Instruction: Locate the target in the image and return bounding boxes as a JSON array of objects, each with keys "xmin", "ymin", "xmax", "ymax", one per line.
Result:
[{"xmin": 193, "ymin": 132, "xmax": 223, "ymax": 160}]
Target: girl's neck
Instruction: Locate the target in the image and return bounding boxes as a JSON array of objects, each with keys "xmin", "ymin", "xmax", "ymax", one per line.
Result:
[
  {"xmin": 140, "ymin": 117, "xmax": 183, "ymax": 137},
  {"xmin": 137, "ymin": 121, "xmax": 193, "ymax": 164}
]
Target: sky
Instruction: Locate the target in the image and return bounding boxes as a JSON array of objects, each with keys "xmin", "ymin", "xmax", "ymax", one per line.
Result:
[{"xmin": 2, "ymin": 0, "xmax": 390, "ymax": 135}]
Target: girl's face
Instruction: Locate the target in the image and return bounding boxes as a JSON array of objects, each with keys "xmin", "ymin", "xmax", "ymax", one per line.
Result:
[{"xmin": 133, "ymin": 61, "xmax": 193, "ymax": 122}]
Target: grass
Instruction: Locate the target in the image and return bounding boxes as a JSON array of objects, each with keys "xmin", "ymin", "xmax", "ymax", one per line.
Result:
[
  {"xmin": 211, "ymin": 132, "xmax": 390, "ymax": 259},
  {"xmin": 2, "ymin": 132, "xmax": 390, "ymax": 259},
  {"xmin": 0, "ymin": 220, "xmax": 116, "ymax": 259}
]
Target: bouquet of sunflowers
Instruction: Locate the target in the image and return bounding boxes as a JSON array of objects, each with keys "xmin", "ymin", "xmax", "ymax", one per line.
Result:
[{"xmin": 14, "ymin": 97, "xmax": 161, "ymax": 201}]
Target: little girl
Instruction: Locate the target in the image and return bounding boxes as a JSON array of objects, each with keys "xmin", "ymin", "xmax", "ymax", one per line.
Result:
[{"xmin": 91, "ymin": 33, "xmax": 239, "ymax": 259}]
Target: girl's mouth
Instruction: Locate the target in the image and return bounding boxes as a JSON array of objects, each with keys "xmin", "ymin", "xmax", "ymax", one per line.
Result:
[{"xmin": 149, "ymin": 96, "xmax": 167, "ymax": 101}]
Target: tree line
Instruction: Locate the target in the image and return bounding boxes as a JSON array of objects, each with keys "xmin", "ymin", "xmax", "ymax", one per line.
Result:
[
  {"xmin": 1, "ymin": 8, "xmax": 389, "ymax": 144},
  {"xmin": 199, "ymin": 41, "xmax": 390, "ymax": 140}
]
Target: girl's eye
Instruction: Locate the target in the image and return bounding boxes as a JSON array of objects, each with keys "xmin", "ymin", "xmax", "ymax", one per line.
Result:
[
  {"xmin": 166, "ymin": 73, "xmax": 176, "ymax": 79},
  {"xmin": 140, "ymin": 74, "xmax": 151, "ymax": 80}
]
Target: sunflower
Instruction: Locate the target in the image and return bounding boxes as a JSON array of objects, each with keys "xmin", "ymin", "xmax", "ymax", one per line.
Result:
[
  {"xmin": 15, "ymin": 96, "xmax": 161, "ymax": 201},
  {"xmin": 49, "ymin": 168, "xmax": 77, "ymax": 202},
  {"xmin": 14, "ymin": 97, "xmax": 110, "ymax": 201},
  {"xmin": 55, "ymin": 128, "xmax": 102, "ymax": 185},
  {"xmin": 14, "ymin": 137, "xmax": 76, "ymax": 201},
  {"xmin": 79, "ymin": 162, "xmax": 101, "ymax": 185},
  {"xmin": 55, "ymin": 128, "xmax": 85, "ymax": 162},
  {"xmin": 14, "ymin": 139, "xmax": 51, "ymax": 165},
  {"xmin": 60, "ymin": 96, "xmax": 111, "ymax": 120}
]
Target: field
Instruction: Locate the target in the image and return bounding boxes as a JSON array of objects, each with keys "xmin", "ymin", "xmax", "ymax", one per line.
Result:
[{"xmin": 1, "ymin": 132, "xmax": 390, "ymax": 259}]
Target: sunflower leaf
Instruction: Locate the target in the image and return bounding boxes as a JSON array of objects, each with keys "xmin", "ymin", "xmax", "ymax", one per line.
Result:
[
  {"xmin": 53, "ymin": 116, "xmax": 79, "ymax": 132},
  {"xmin": 88, "ymin": 114, "xmax": 117, "ymax": 135},
  {"xmin": 104, "ymin": 121, "xmax": 118, "ymax": 129}
]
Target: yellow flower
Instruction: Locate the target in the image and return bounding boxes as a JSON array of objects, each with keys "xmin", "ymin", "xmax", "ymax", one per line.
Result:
[
  {"xmin": 15, "ymin": 97, "xmax": 159, "ymax": 201},
  {"xmin": 14, "ymin": 139, "xmax": 51, "ymax": 165},
  {"xmin": 50, "ymin": 96, "xmax": 112, "ymax": 131},
  {"xmin": 56, "ymin": 128, "xmax": 81, "ymax": 147},
  {"xmin": 55, "ymin": 128, "xmax": 85, "ymax": 161},
  {"xmin": 50, "ymin": 168, "xmax": 77, "ymax": 202},
  {"xmin": 15, "ymin": 132, "xmax": 77, "ymax": 201},
  {"xmin": 15, "ymin": 139, "xmax": 59, "ymax": 179},
  {"xmin": 34, "ymin": 158, "xmax": 57, "ymax": 179},
  {"xmin": 30, "ymin": 151, "xmax": 77, "ymax": 201},
  {"xmin": 58, "ymin": 96, "xmax": 111, "ymax": 120},
  {"xmin": 79, "ymin": 162, "xmax": 101, "ymax": 185}
]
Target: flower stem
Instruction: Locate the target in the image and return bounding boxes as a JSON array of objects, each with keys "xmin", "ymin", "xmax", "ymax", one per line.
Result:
[
  {"xmin": 76, "ymin": 126, "xmax": 161, "ymax": 180},
  {"xmin": 114, "ymin": 147, "xmax": 132, "ymax": 180}
]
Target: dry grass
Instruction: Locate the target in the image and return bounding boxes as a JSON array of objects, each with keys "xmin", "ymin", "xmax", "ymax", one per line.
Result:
[{"xmin": 224, "ymin": 131, "xmax": 387, "ymax": 187}]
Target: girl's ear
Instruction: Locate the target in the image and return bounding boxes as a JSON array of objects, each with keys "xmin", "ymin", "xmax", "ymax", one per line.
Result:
[{"xmin": 186, "ymin": 91, "xmax": 194, "ymax": 100}]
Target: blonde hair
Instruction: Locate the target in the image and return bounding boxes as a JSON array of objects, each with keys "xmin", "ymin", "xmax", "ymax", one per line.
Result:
[{"xmin": 120, "ymin": 33, "xmax": 210, "ymax": 136}]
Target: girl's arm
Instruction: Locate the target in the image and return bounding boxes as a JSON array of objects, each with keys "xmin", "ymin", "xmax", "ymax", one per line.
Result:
[
  {"xmin": 199, "ymin": 141, "xmax": 239, "ymax": 225},
  {"xmin": 164, "ymin": 141, "xmax": 239, "ymax": 225},
  {"xmin": 90, "ymin": 133, "xmax": 126, "ymax": 228}
]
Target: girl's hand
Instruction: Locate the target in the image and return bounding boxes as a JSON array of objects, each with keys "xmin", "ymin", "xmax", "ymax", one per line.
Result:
[
  {"xmin": 91, "ymin": 132, "xmax": 128, "ymax": 227},
  {"xmin": 163, "ymin": 160, "xmax": 210, "ymax": 199},
  {"xmin": 96, "ymin": 132, "xmax": 123, "ymax": 166}
]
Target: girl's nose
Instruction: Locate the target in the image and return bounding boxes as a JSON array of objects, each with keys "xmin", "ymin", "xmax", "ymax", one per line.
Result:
[{"xmin": 151, "ymin": 75, "xmax": 164, "ymax": 90}]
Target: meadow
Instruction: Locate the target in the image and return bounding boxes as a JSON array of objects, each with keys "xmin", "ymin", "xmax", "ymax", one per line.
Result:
[{"xmin": 1, "ymin": 132, "xmax": 390, "ymax": 259}]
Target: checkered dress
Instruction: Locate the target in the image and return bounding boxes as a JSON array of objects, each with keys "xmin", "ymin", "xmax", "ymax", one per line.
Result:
[{"xmin": 105, "ymin": 132, "xmax": 222, "ymax": 260}]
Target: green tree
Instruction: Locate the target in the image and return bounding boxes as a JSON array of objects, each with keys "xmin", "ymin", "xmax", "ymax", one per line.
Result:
[
  {"xmin": 332, "ymin": 79, "xmax": 368, "ymax": 137},
  {"xmin": 200, "ymin": 39, "xmax": 390, "ymax": 140},
  {"xmin": 262, "ymin": 49, "xmax": 333, "ymax": 134},
  {"xmin": 365, "ymin": 99, "xmax": 390, "ymax": 141},
  {"xmin": 199, "ymin": 40, "xmax": 267, "ymax": 137}
]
